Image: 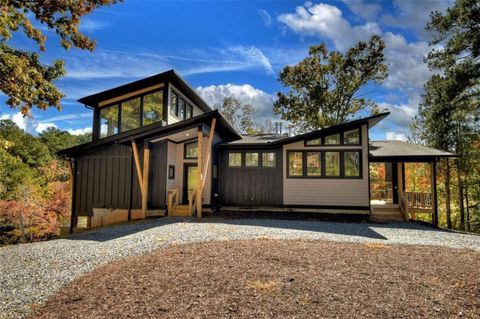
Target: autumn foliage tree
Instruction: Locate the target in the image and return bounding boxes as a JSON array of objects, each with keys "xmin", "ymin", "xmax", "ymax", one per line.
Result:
[{"xmin": 0, "ymin": 0, "xmax": 120, "ymax": 115}]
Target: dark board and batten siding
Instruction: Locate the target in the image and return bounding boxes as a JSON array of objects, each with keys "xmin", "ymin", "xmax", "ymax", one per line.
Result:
[
  {"xmin": 74, "ymin": 141, "xmax": 167, "ymax": 216},
  {"xmin": 218, "ymin": 147, "xmax": 283, "ymax": 207}
]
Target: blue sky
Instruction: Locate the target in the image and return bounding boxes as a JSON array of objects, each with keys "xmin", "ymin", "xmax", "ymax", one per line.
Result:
[{"xmin": 0, "ymin": 0, "xmax": 452, "ymax": 140}]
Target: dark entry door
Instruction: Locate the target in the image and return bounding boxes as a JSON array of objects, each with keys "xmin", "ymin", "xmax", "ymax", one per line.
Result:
[{"xmin": 183, "ymin": 163, "xmax": 199, "ymax": 204}]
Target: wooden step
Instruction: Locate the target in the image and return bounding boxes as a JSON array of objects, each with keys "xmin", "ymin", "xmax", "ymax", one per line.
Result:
[
  {"xmin": 371, "ymin": 206, "xmax": 404, "ymax": 221},
  {"xmin": 146, "ymin": 209, "xmax": 166, "ymax": 218},
  {"xmin": 170, "ymin": 205, "xmax": 192, "ymax": 217}
]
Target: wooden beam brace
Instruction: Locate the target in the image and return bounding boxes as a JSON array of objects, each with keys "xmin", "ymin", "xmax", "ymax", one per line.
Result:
[
  {"xmin": 196, "ymin": 129, "xmax": 203, "ymax": 218},
  {"xmin": 142, "ymin": 143, "xmax": 150, "ymax": 218},
  {"xmin": 131, "ymin": 140, "xmax": 144, "ymax": 198},
  {"xmin": 201, "ymin": 118, "xmax": 217, "ymax": 191}
]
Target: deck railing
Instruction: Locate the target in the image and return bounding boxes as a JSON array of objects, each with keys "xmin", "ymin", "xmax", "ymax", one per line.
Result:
[
  {"xmin": 167, "ymin": 188, "xmax": 179, "ymax": 215},
  {"xmin": 405, "ymin": 192, "xmax": 433, "ymax": 209}
]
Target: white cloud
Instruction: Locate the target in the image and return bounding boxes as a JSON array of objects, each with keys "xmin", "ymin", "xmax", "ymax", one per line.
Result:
[
  {"xmin": 342, "ymin": 0, "xmax": 382, "ymax": 21},
  {"xmin": 227, "ymin": 45, "xmax": 274, "ymax": 75},
  {"xmin": 381, "ymin": 0, "xmax": 452, "ymax": 38},
  {"xmin": 35, "ymin": 122, "xmax": 57, "ymax": 133},
  {"xmin": 67, "ymin": 127, "xmax": 92, "ymax": 135},
  {"xmin": 79, "ymin": 19, "xmax": 111, "ymax": 32},
  {"xmin": 196, "ymin": 84, "xmax": 277, "ymax": 122},
  {"xmin": 383, "ymin": 32, "xmax": 431, "ymax": 91},
  {"xmin": 385, "ymin": 131, "xmax": 407, "ymax": 141},
  {"xmin": 258, "ymin": 9, "xmax": 273, "ymax": 28},
  {"xmin": 278, "ymin": 2, "xmax": 381, "ymax": 50}
]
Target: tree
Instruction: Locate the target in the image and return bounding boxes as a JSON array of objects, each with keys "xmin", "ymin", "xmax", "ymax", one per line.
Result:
[
  {"xmin": 273, "ymin": 35, "xmax": 388, "ymax": 132},
  {"xmin": 414, "ymin": 0, "xmax": 480, "ymax": 231},
  {"xmin": 215, "ymin": 97, "xmax": 257, "ymax": 134},
  {"xmin": 39, "ymin": 127, "xmax": 91, "ymax": 157},
  {"xmin": 0, "ymin": 0, "xmax": 120, "ymax": 115}
]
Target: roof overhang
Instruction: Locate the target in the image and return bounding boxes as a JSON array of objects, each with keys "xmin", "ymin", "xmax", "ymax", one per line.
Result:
[
  {"xmin": 57, "ymin": 110, "xmax": 240, "ymax": 157},
  {"xmin": 77, "ymin": 69, "xmax": 213, "ymax": 113}
]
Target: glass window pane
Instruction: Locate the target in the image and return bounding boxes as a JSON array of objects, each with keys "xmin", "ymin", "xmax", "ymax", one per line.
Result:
[
  {"xmin": 185, "ymin": 141, "xmax": 198, "ymax": 159},
  {"xmin": 170, "ymin": 91, "xmax": 177, "ymax": 116},
  {"xmin": 178, "ymin": 98, "xmax": 186, "ymax": 119},
  {"xmin": 245, "ymin": 153, "xmax": 259, "ymax": 167},
  {"xmin": 262, "ymin": 152, "xmax": 276, "ymax": 167},
  {"xmin": 307, "ymin": 152, "xmax": 321, "ymax": 176},
  {"xmin": 325, "ymin": 152, "xmax": 340, "ymax": 176},
  {"xmin": 325, "ymin": 133, "xmax": 340, "ymax": 145},
  {"xmin": 306, "ymin": 138, "xmax": 321, "ymax": 146},
  {"xmin": 143, "ymin": 91, "xmax": 163, "ymax": 126},
  {"xmin": 186, "ymin": 104, "xmax": 193, "ymax": 119},
  {"xmin": 120, "ymin": 98, "xmax": 141, "ymax": 132},
  {"xmin": 345, "ymin": 151, "xmax": 360, "ymax": 177},
  {"xmin": 228, "ymin": 153, "xmax": 242, "ymax": 167},
  {"xmin": 288, "ymin": 152, "xmax": 303, "ymax": 176},
  {"xmin": 344, "ymin": 129, "xmax": 360, "ymax": 145},
  {"xmin": 99, "ymin": 104, "xmax": 119, "ymax": 138}
]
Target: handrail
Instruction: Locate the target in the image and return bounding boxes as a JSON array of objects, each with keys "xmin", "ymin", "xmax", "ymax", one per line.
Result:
[
  {"xmin": 398, "ymin": 191, "xmax": 409, "ymax": 221},
  {"xmin": 188, "ymin": 189, "xmax": 197, "ymax": 217},
  {"xmin": 404, "ymin": 191, "xmax": 433, "ymax": 209},
  {"xmin": 167, "ymin": 188, "xmax": 178, "ymax": 216}
]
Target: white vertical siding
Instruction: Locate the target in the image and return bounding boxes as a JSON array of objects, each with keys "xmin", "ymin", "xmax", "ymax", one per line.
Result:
[{"xmin": 282, "ymin": 124, "xmax": 370, "ymax": 207}]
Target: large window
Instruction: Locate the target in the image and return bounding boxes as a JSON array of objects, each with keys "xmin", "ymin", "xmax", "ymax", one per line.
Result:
[
  {"xmin": 306, "ymin": 152, "xmax": 321, "ymax": 176},
  {"xmin": 228, "ymin": 153, "xmax": 242, "ymax": 167},
  {"xmin": 344, "ymin": 129, "xmax": 360, "ymax": 145},
  {"xmin": 288, "ymin": 152, "xmax": 303, "ymax": 176},
  {"xmin": 184, "ymin": 141, "xmax": 198, "ymax": 159},
  {"xmin": 245, "ymin": 153, "xmax": 259, "ymax": 167},
  {"xmin": 344, "ymin": 151, "xmax": 360, "ymax": 177},
  {"xmin": 100, "ymin": 104, "xmax": 119, "ymax": 138},
  {"xmin": 178, "ymin": 98, "xmax": 186, "ymax": 119},
  {"xmin": 325, "ymin": 152, "xmax": 341, "ymax": 176},
  {"xmin": 121, "ymin": 97, "xmax": 141, "ymax": 132},
  {"xmin": 306, "ymin": 138, "xmax": 321, "ymax": 146},
  {"xmin": 143, "ymin": 91, "xmax": 163, "ymax": 126},
  {"xmin": 170, "ymin": 91, "xmax": 178, "ymax": 116},
  {"xmin": 262, "ymin": 152, "xmax": 276, "ymax": 167},
  {"xmin": 186, "ymin": 104, "xmax": 193, "ymax": 119}
]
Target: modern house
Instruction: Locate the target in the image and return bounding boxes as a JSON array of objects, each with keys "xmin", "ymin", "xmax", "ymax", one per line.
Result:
[{"xmin": 58, "ymin": 70, "xmax": 455, "ymax": 232}]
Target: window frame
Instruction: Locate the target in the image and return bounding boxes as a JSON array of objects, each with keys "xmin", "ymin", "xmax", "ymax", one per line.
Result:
[
  {"xmin": 184, "ymin": 140, "xmax": 199, "ymax": 159},
  {"xmin": 228, "ymin": 152, "xmax": 243, "ymax": 168},
  {"xmin": 186, "ymin": 104, "xmax": 193, "ymax": 119},
  {"xmin": 303, "ymin": 126, "xmax": 362, "ymax": 147},
  {"xmin": 168, "ymin": 165, "xmax": 175, "ymax": 179},
  {"xmin": 245, "ymin": 152, "xmax": 260, "ymax": 167},
  {"xmin": 97, "ymin": 87, "xmax": 165, "ymax": 139},
  {"xmin": 262, "ymin": 152, "xmax": 276, "ymax": 168},
  {"xmin": 178, "ymin": 98, "xmax": 186, "ymax": 119},
  {"xmin": 286, "ymin": 149, "xmax": 363, "ymax": 179},
  {"xmin": 324, "ymin": 151, "xmax": 341, "ymax": 177},
  {"xmin": 306, "ymin": 151, "xmax": 322, "ymax": 177},
  {"xmin": 170, "ymin": 91, "xmax": 178, "ymax": 116}
]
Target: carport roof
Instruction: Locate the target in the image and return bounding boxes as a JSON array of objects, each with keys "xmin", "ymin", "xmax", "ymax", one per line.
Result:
[{"xmin": 369, "ymin": 140, "xmax": 456, "ymax": 161}]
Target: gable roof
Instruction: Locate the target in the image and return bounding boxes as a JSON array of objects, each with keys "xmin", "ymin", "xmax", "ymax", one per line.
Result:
[
  {"xmin": 369, "ymin": 140, "xmax": 456, "ymax": 160},
  {"xmin": 223, "ymin": 112, "xmax": 390, "ymax": 147},
  {"xmin": 77, "ymin": 69, "xmax": 213, "ymax": 113},
  {"xmin": 58, "ymin": 110, "xmax": 240, "ymax": 157}
]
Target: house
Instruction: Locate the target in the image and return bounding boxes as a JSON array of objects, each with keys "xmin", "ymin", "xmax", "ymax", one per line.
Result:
[{"xmin": 58, "ymin": 70, "xmax": 455, "ymax": 231}]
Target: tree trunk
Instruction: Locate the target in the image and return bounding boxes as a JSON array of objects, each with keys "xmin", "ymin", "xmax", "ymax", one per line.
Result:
[
  {"xmin": 17, "ymin": 212, "xmax": 27, "ymax": 243},
  {"xmin": 445, "ymin": 159, "xmax": 452, "ymax": 229},
  {"xmin": 457, "ymin": 160, "xmax": 465, "ymax": 231},
  {"xmin": 465, "ymin": 179, "xmax": 470, "ymax": 232}
]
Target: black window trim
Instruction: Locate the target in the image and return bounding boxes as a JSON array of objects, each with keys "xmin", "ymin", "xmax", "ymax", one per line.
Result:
[
  {"xmin": 169, "ymin": 85, "xmax": 198, "ymax": 120},
  {"xmin": 261, "ymin": 152, "xmax": 277, "ymax": 168},
  {"xmin": 286, "ymin": 149, "xmax": 363, "ymax": 179},
  {"xmin": 98, "ymin": 87, "xmax": 165, "ymax": 139},
  {"xmin": 184, "ymin": 140, "xmax": 199, "ymax": 159},
  {"xmin": 227, "ymin": 151, "xmax": 243, "ymax": 168},
  {"xmin": 304, "ymin": 127, "xmax": 362, "ymax": 147},
  {"xmin": 245, "ymin": 152, "xmax": 260, "ymax": 168}
]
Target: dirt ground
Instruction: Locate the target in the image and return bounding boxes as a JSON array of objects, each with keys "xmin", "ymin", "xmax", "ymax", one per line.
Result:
[{"xmin": 31, "ymin": 239, "xmax": 480, "ymax": 319}]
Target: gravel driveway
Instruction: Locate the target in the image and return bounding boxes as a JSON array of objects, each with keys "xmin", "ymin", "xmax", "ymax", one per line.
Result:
[{"xmin": 1, "ymin": 217, "xmax": 480, "ymax": 319}]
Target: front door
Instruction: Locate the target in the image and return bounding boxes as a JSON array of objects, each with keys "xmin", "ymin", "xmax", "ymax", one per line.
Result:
[{"xmin": 183, "ymin": 164, "xmax": 199, "ymax": 204}]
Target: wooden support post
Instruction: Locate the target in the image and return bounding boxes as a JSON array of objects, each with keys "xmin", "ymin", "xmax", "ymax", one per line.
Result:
[
  {"xmin": 131, "ymin": 140, "xmax": 144, "ymax": 198},
  {"xmin": 431, "ymin": 161, "xmax": 438, "ymax": 227},
  {"xmin": 142, "ymin": 143, "xmax": 150, "ymax": 218},
  {"xmin": 69, "ymin": 158, "xmax": 76, "ymax": 234},
  {"xmin": 196, "ymin": 128, "xmax": 203, "ymax": 218}
]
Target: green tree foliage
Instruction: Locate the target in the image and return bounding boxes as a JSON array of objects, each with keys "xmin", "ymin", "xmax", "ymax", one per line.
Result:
[
  {"xmin": 273, "ymin": 35, "xmax": 388, "ymax": 132},
  {"xmin": 215, "ymin": 97, "xmax": 257, "ymax": 134},
  {"xmin": 40, "ymin": 127, "xmax": 91, "ymax": 157},
  {"xmin": 0, "ymin": 0, "xmax": 120, "ymax": 115},
  {"xmin": 414, "ymin": 0, "xmax": 480, "ymax": 232}
]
